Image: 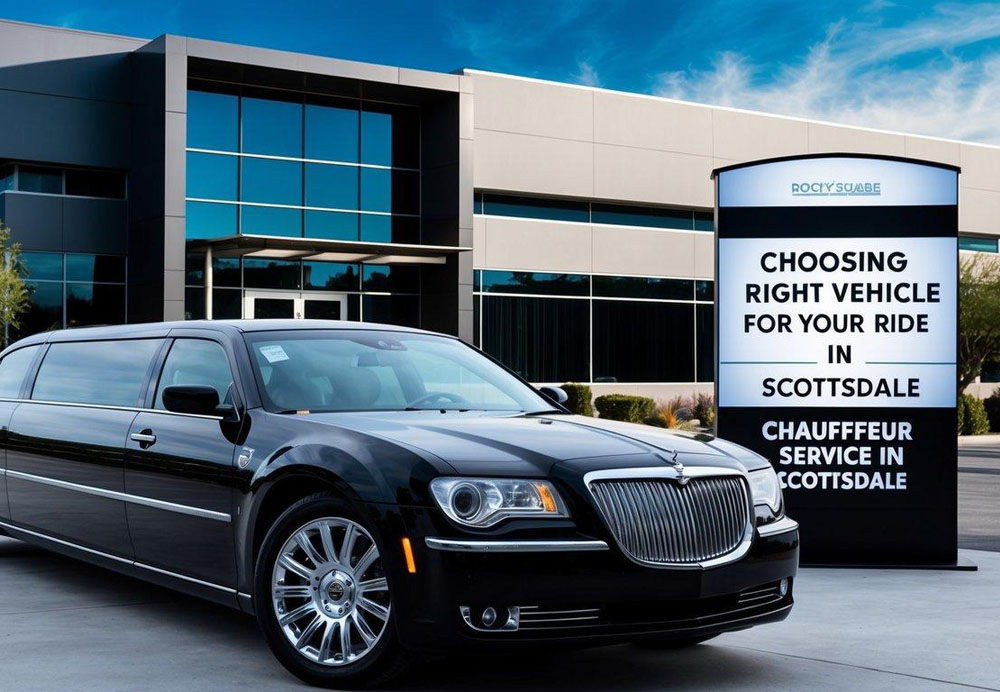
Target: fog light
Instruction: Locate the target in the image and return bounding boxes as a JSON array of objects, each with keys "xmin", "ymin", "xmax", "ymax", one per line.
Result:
[
  {"xmin": 482, "ymin": 607, "xmax": 498, "ymax": 627},
  {"xmin": 779, "ymin": 578, "xmax": 789, "ymax": 597}
]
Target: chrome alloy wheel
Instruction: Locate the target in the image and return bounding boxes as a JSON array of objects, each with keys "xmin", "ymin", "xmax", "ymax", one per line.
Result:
[{"xmin": 271, "ymin": 517, "xmax": 391, "ymax": 666}]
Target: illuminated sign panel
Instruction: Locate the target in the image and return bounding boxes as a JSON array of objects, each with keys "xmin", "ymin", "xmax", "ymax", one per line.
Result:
[{"xmin": 714, "ymin": 155, "xmax": 959, "ymax": 565}]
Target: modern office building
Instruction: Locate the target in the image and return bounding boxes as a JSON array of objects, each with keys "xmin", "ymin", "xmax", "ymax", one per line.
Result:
[{"xmin": 1, "ymin": 18, "xmax": 999, "ymax": 400}]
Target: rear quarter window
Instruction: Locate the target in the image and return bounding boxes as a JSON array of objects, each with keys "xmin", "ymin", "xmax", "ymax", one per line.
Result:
[
  {"xmin": 0, "ymin": 345, "xmax": 41, "ymax": 398},
  {"xmin": 32, "ymin": 339, "xmax": 162, "ymax": 407}
]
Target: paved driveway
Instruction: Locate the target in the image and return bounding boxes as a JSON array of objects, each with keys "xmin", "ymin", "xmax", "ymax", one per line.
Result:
[{"xmin": 0, "ymin": 537, "xmax": 997, "ymax": 691}]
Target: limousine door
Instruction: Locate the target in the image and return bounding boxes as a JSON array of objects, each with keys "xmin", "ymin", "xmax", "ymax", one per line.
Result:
[
  {"xmin": 6, "ymin": 338, "xmax": 165, "ymax": 559},
  {"xmin": 124, "ymin": 336, "xmax": 241, "ymax": 591}
]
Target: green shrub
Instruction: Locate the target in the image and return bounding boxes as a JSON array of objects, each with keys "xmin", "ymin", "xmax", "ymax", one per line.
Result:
[
  {"xmin": 594, "ymin": 394, "xmax": 655, "ymax": 423},
  {"xmin": 984, "ymin": 388, "xmax": 1000, "ymax": 432},
  {"xmin": 961, "ymin": 394, "xmax": 989, "ymax": 435},
  {"xmin": 692, "ymin": 392, "xmax": 715, "ymax": 428},
  {"xmin": 958, "ymin": 395, "xmax": 966, "ymax": 435},
  {"xmin": 560, "ymin": 383, "xmax": 594, "ymax": 416}
]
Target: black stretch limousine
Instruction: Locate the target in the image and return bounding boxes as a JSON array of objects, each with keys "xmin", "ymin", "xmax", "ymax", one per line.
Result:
[{"xmin": 0, "ymin": 320, "xmax": 798, "ymax": 688}]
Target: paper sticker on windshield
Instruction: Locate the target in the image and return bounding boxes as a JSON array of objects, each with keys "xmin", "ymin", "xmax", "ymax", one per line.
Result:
[{"xmin": 259, "ymin": 344, "xmax": 289, "ymax": 363}]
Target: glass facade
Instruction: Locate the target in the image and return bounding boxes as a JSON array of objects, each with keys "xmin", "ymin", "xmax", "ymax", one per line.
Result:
[
  {"xmin": 183, "ymin": 257, "xmax": 419, "ymax": 328},
  {"xmin": 474, "ymin": 270, "xmax": 713, "ymax": 384},
  {"xmin": 185, "ymin": 81, "xmax": 421, "ymax": 243},
  {"xmin": 15, "ymin": 252, "xmax": 127, "ymax": 340},
  {"xmin": 477, "ymin": 192, "xmax": 713, "ymax": 232},
  {"xmin": 0, "ymin": 163, "xmax": 126, "ymax": 199},
  {"xmin": 959, "ymin": 235, "xmax": 998, "ymax": 253}
]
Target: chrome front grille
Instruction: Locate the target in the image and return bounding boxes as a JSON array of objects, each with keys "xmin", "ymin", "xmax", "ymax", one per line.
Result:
[
  {"xmin": 517, "ymin": 605, "xmax": 604, "ymax": 630},
  {"xmin": 589, "ymin": 474, "xmax": 751, "ymax": 566}
]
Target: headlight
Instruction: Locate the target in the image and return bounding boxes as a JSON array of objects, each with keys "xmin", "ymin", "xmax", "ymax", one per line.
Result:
[
  {"xmin": 748, "ymin": 466, "xmax": 783, "ymax": 513},
  {"xmin": 430, "ymin": 478, "xmax": 569, "ymax": 528}
]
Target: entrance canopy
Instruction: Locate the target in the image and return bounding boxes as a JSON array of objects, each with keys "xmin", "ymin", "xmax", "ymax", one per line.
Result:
[{"xmin": 188, "ymin": 233, "xmax": 472, "ymax": 319}]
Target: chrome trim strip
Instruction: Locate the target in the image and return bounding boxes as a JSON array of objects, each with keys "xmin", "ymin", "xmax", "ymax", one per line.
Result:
[
  {"xmin": 0, "ymin": 520, "xmax": 132, "ymax": 565},
  {"xmin": 425, "ymin": 537, "xmax": 610, "ymax": 553},
  {"xmin": 5, "ymin": 469, "xmax": 232, "ymax": 523},
  {"xmin": 583, "ymin": 466, "xmax": 754, "ymax": 571},
  {"xmin": 0, "ymin": 520, "xmax": 237, "ymax": 595},
  {"xmin": 134, "ymin": 562, "xmax": 236, "ymax": 593},
  {"xmin": 757, "ymin": 516, "xmax": 799, "ymax": 538},
  {"xmin": 0, "ymin": 397, "xmax": 224, "ymax": 420}
]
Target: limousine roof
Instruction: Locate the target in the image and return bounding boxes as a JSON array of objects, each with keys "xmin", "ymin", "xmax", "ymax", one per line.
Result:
[{"xmin": 8, "ymin": 320, "xmax": 436, "ymax": 347}]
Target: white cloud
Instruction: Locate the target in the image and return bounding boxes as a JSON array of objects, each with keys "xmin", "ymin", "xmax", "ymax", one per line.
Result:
[
  {"xmin": 653, "ymin": 3, "xmax": 1000, "ymax": 144},
  {"xmin": 574, "ymin": 60, "xmax": 601, "ymax": 87}
]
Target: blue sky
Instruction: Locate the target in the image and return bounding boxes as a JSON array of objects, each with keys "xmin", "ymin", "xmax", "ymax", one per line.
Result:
[{"xmin": 5, "ymin": 0, "xmax": 1000, "ymax": 142}]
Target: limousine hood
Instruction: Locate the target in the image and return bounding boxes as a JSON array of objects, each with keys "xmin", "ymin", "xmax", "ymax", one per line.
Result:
[{"xmin": 309, "ymin": 411, "xmax": 768, "ymax": 476}]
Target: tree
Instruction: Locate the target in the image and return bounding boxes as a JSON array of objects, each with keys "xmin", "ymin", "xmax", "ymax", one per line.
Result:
[
  {"xmin": 0, "ymin": 222, "xmax": 28, "ymax": 348},
  {"xmin": 959, "ymin": 253, "xmax": 1000, "ymax": 393}
]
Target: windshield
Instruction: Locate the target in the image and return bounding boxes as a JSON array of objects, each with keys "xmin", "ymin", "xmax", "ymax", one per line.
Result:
[{"xmin": 244, "ymin": 329, "xmax": 552, "ymax": 413}]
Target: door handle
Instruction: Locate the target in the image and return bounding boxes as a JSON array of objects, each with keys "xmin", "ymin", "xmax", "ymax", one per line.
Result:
[{"xmin": 130, "ymin": 432, "xmax": 156, "ymax": 446}]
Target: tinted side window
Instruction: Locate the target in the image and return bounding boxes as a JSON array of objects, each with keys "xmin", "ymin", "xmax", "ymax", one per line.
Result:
[
  {"xmin": 32, "ymin": 340, "xmax": 162, "ymax": 407},
  {"xmin": 155, "ymin": 339, "xmax": 234, "ymax": 409},
  {"xmin": 0, "ymin": 346, "xmax": 41, "ymax": 398}
]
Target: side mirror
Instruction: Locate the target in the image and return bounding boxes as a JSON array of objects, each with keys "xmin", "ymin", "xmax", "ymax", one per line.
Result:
[
  {"xmin": 538, "ymin": 386, "xmax": 569, "ymax": 405},
  {"xmin": 162, "ymin": 384, "xmax": 236, "ymax": 420}
]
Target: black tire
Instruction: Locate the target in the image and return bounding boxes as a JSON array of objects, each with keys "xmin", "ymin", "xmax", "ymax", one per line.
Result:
[
  {"xmin": 254, "ymin": 492, "xmax": 409, "ymax": 688},
  {"xmin": 632, "ymin": 634, "xmax": 719, "ymax": 650}
]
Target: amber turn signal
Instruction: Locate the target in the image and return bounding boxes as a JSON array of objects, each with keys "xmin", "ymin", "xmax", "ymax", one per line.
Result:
[{"xmin": 401, "ymin": 537, "xmax": 417, "ymax": 573}]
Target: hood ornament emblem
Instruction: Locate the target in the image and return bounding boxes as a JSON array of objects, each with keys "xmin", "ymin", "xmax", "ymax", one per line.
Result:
[{"xmin": 656, "ymin": 451, "xmax": 688, "ymax": 485}]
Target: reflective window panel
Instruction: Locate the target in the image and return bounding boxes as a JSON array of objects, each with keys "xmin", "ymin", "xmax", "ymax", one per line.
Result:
[
  {"xmin": 64, "ymin": 169, "xmax": 126, "ymax": 199},
  {"xmin": 305, "ymin": 99, "xmax": 359, "ymax": 163},
  {"xmin": 481, "ymin": 296, "xmax": 590, "ymax": 383},
  {"xmin": 65, "ymin": 282, "xmax": 126, "ymax": 328},
  {"xmin": 592, "ymin": 301, "xmax": 694, "ymax": 383},
  {"xmin": 592, "ymin": 275, "xmax": 693, "ymax": 301},
  {"xmin": 362, "ymin": 264, "xmax": 419, "ymax": 293},
  {"xmin": 240, "ymin": 205, "xmax": 302, "ymax": 237},
  {"xmin": 18, "ymin": 166, "xmax": 62, "ymax": 194},
  {"xmin": 187, "ymin": 152, "xmax": 238, "ymax": 201},
  {"xmin": 241, "ymin": 93, "xmax": 303, "ymax": 157},
  {"xmin": 696, "ymin": 304, "xmax": 714, "ymax": 383},
  {"xmin": 188, "ymin": 88, "xmax": 239, "ymax": 151},
  {"xmin": 241, "ymin": 157, "xmax": 302, "ymax": 206},
  {"xmin": 22, "ymin": 253, "xmax": 63, "ymax": 281},
  {"xmin": 243, "ymin": 258, "xmax": 301, "ymax": 289},
  {"xmin": 65, "ymin": 254, "xmax": 126, "ymax": 283},
  {"xmin": 480, "ymin": 271, "xmax": 589, "ymax": 297},
  {"xmin": 305, "ymin": 210, "xmax": 359, "ymax": 241},
  {"xmin": 361, "ymin": 104, "xmax": 419, "ymax": 168},
  {"xmin": 305, "ymin": 163, "xmax": 358, "ymax": 210},
  {"xmin": 186, "ymin": 201, "xmax": 237, "ymax": 239},
  {"xmin": 304, "ymin": 262, "xmax": 360, "ymax": 291}
]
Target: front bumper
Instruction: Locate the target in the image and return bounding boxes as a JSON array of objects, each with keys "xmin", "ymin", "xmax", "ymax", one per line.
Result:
[{"xmin": 391, "ymin": 512, "xmax": 799, "ymax": 654}]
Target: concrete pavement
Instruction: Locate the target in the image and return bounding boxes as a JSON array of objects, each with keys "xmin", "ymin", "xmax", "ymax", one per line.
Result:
[
  {"xmin": 959, "ymin": 439, "xmax": 1000, "ymax": 552},
  {"xmin": 0, "ymin": 536, "xmax": 997, "ymax": 691}
]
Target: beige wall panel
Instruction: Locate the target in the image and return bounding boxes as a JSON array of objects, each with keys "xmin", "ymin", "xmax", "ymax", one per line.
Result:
[
  {"xmin": 593, "ymin": 92, "xmax": 712, "ymax": 156},
  {"xmin": 593, "ymin": 144, "xmax": 714, "ymax": 207},
  {"xmin": 712, "ymin": 109, "xmax": 808, "ymax": 162},
  {"xmin": 959, "ymin": 188, "xmax": 1000, "ymax": 235},
  {"xmin": 904, "ymin": 136, "xmax": 960, "ymax": 166},
  {"xmin": 808, "ymin": 123, "xmax": 905, "ymax": 156},
  {"xmin": 472, "ymin": 73, "xmax": 593, "ymax": 141},
  {"xmin": 592, "ymin": 226, "xmax": 696, "ymax": 277},
  {"xmin": 474, "ymin": 129, "xmax": 594, "ymax": 197},
  {"xmin": 482, "ymin": 217, "xmax": 592, "ymax": 273},
  {"xmin": 693, "ymin": 233, "xmax": 715, "ymax": 278},
  {"xmin": 960, "ymin": 144, "xmax": 1000, "ymax": 192},
  {"xmin": 472, "ymin": 215, "xmax": 487, "ymax": 267}
]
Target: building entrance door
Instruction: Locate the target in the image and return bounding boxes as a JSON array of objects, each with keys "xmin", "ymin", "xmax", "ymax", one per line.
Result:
[{"xmin": 243, "ymin": 291, "xmax": 348, "ymax": 320}]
